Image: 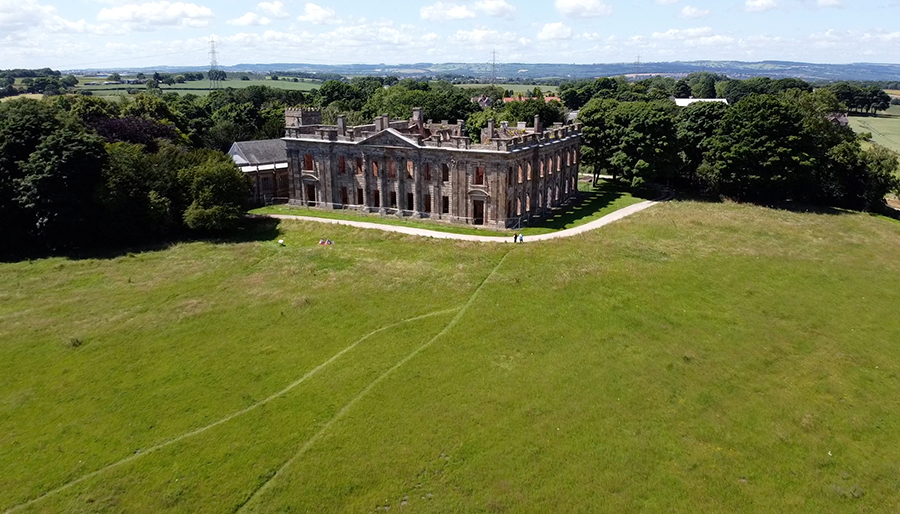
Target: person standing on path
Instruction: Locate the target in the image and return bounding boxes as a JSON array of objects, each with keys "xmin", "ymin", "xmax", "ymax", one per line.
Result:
[
  {"xmin": 518, "ymin": 233, "xmax": 524, "ymax": 243},
  {"xmin": 512, "ymin": 232, "xmax": 518, "ymax": 243}
]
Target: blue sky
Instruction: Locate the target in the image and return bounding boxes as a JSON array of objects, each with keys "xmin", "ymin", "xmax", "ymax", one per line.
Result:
[{"xmin": 0, "ymin": 0, "xmax": 898, "ymax": 69}]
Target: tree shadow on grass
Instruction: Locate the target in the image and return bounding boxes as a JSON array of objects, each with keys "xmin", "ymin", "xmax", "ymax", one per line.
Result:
[
  {"xmin": 667, "ymin": 190, "xmax": 858, "ymax": 217},
  {"xmin": 1, "ymin": 217, "xmax": 283, "ymax": 263},
  {"xmin": 526, "ymin": 180, "xmax": 640, "ymax": 232}
]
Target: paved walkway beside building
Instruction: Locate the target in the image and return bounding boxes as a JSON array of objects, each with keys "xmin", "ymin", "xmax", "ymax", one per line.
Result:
[{"xmin": 264, "ymin": 199, "xmax": 659, "ymax": 243}]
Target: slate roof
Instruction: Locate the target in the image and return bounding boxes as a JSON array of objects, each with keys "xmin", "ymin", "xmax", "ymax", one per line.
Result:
[{"xmin": 228, "ymin": 139, "xmax": 288, "ymax": 166}]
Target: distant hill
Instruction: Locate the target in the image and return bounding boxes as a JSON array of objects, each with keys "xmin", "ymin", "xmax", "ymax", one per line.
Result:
[{"xmin": 65, "ymin": 60, "xmax": 900, "ymax": 82}]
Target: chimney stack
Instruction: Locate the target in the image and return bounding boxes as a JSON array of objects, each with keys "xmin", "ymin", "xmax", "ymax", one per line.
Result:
[
  {"xmin": 534, "ymin": 115, "xmax": 542, "ymax": 134},
  {"xmin": 336, "ymin": 115, "xmax": 346, "ymax": 136}
]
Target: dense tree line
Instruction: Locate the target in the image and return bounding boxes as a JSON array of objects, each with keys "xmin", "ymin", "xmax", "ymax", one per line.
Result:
[
  {"xmin": 823, "ymin": 82, "xmax": 892, "ymax": 114},
  {"xmin": 578, "ymin": 89, "xmax": 899, "ymax": 211},
  {"xmin": 0, "ymin": 96, "xmax": 251, "ymax": 256}
]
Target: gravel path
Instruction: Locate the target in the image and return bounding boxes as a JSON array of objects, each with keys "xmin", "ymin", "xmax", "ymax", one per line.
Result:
[{"xmin": 265, "ymin": 199, "xmax": 659, "ymax": 243}]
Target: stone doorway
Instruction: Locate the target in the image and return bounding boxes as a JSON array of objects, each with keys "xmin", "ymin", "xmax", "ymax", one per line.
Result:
[
  {"xmin": 473, "ymin": 200, "xmax": 484, "ymax": 225},
  {"xmin": 305, "ymin": 184, "xmax": 316, "ymax": 206}
]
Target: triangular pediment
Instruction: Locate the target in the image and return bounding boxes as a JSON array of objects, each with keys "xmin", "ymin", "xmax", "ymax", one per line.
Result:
[{"xmin": 358, "ymin": 129, "xmax": 420, "ymax": 149}]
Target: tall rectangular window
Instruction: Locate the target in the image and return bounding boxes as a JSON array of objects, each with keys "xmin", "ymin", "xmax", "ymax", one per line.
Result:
[
  {"xmin": 474, "ymin": 166, "xmax": 485, "ymax": 185},
  {"xmin": 304, "ymin": 154, "xmax": 314, "ymax": 170},
  {"xmin": 424, "ymin": 194, "xmax": 432, "ymax": 213},
  {"xmin": 441, "ymin": 164, "xmax": 449, "ymax": 182},
  {"xmin": 356, "ymin": 157, "xmax": 363, "ymax": 175},
  {"xmin": 372, "ymin": 161, "xmax": 379, "ymax": 178},
  {"xmin": 340, "ymin": 186, "xmax": 348, "ymax": 205},
  {"xmin": 390, "ymin": 191, "xmax": 397, "ymax": 208},
  {"xmin": 357, "ymin": 188, "xmax": 364, "ymax": 205},
  {"xmin": 424, "ymin": 163, "xmax": 431, "ymax": 181},
  {"xmin": 338, "ymin": 156, "xmax": 346, "ymax": 174},
  {"xmin": 406, "ymin": 161, "xmax": 414, "ymax": 179},
  {"xmin": 388, "ymin": 160, "xmax": 397, "ymax": 179},
  {"xmin": 442, "ymin": 196, "xmax": 449, "ymax": 214},
  {"xmin": 373, "ymin": 190, "xmax": 380, "ymax": 207},
  {"xmin": 406, "ymin": 192, "xmax": 414, "ymax": 210}
]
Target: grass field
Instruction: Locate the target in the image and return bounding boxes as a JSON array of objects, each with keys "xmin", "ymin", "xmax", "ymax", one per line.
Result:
[
  {"xmin": 458, "ymin": 83, "xmax": 559, "ymax": 95},
  {"xmin": 75, "ymin": 78, "xmax": 322, "ymax": 98},
  {"xmin": 4, "ymin": 201, "xmax": 900, "ymax": 512},
  {"xmin": 849, "ymin": 105, "xmax": 900, "ymax": 155},
  {"xmin": 250, "ymin": 179, "xmax": 644, "ymax": 237}
]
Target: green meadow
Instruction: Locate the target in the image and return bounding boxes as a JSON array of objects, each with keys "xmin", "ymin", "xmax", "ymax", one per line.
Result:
[
  {"xmin": 849, "ymin": 105, "xmax": 900, "ymax": 156},
  {"xmin": 3, "ymin": 200, "xmax": 900, "ymax": 512},
  {"xmin": 75, "ymin": 78, "xmax": 322, "ymax": 98}
]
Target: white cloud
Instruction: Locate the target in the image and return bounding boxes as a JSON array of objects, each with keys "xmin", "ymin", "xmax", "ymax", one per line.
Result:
[
  {"xmin": 97, "ymin": 2, "xmax": 214, "ymax": 29},
  {"xmin": 817, "ymin": 0, "xmax": 840, "ymax": 6},
  {"xmin": 227, "ymin": 12, "xmax": 270, "ymax": 26},
  {"xmin": 0, "ymin": 0, "xmax": 55, "ymax": 31},
  {"xmin": 537, "ymin": 21, "xmax": 572, "ymax": 40},
  {"xmin": 652, "ymin": 27, "xmax": 714, "ymax": 39},
  {"xmin": 679, "ymin": 6, "xmax": 710, "ymax": 18},
  {"xmin": 420, "ymin": 2, "xmax": 477, "ymax": 20},
  {"xmin": 554, "ymin": 0, "xmax": 612, "ymax": 18},
  {"xmin": 258, "ymin": 1, "xmax": 289, "ymax": 19},
  {"xmin": 475, "ymin": 0, "xmax": 516, "ymax": 18},
  {"xmin": 745, "ymin": 0, "xmax": 776, "ymax": 12},
  {"xmin": 296, "ymin": 3, "xmax": 339, "ymax": 24},
  {"xmin": 0, "ymin": 0, "xmax": 115, "ymax": 35},
  {"xmin": 450, "ymin": 27, "xmax": 517, "ymax": 44}
]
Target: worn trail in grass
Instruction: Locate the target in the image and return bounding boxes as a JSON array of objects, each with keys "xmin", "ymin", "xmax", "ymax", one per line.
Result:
[{"xmin": 4, "ymin": 202, "xmax": 900, "ymax": 512}]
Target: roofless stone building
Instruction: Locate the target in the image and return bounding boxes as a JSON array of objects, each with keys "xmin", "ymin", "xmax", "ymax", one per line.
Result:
[{"xmin": 282, "ymin": 107, "xmax": 582, "ymax": 228}]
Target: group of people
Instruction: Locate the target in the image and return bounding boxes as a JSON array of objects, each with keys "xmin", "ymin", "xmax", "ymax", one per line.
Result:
[
  {"xmin": 512, "ymin": 233, "xmax": 524, "ymax": 243},
  {"xmin": 318, "ymin": 238, "xmax": 334, "ymax": 246}
]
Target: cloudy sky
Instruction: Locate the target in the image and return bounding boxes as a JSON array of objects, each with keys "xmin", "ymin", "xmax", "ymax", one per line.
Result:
[{"xmin": 0, "ymin": 0, "xmax": 897, "ymax": 70}]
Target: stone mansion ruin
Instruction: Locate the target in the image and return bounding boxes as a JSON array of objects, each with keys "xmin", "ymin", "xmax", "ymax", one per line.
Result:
[{"xmin": 282, "ymin": 107, "xmax": 582, "ymax": 228}]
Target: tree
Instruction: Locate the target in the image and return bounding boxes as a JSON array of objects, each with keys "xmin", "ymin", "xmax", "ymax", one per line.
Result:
[
  {"xmin": 109, "ymin": 73, "xmax": 121, "ymax": 81},
  {"xmin": 676, "ymin": 100, "xmax": 728, "ymax": 183},
  {"xmin": 674, "ymin": 79, "xmax": 692, "ymax": 98},
  {"xmin": 702, "ymin": 94, "xmax": 817, "ymax": 202},
  {"xmin": 578, "ymin": 98, "xmax": 620, "ymax": 182},
  {"xmin": 607, "ymin": 100, "xmax": 680, "ymax": 187},
  {"xmin": 179, "ymin": 156, "xmax": 251, "ymax": 231},
  {"xmin": 16, "ymin": 128, "xmax": 108, "ymax": 248},
  {"xmin": 0, "ymin": 99, "xmax": 61, "ymax": 244}
]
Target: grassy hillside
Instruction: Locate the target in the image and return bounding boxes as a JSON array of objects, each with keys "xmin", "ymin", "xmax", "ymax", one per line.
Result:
[{"xmin": 3, "ymin": 201, "xmax": 900, "ymax": 512}]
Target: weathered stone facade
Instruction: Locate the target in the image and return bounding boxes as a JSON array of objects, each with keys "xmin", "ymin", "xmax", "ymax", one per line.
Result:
[{"xmin": 283, "ymin": 107, "xmax": 581, "ymax": 228}]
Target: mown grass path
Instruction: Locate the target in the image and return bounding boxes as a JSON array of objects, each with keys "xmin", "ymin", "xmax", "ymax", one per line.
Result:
[{"xmin": 262, "ymin": 199, "xmax": 659, "ymax": 243}]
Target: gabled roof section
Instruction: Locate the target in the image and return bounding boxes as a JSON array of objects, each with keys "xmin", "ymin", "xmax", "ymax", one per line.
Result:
[
  {"xmin": 357, "ymin": 128, "xmax": 421, "ymax": 149},
  {"xmin": 228, "ymin": 139, "xmax": 288, "ymax": 166}
]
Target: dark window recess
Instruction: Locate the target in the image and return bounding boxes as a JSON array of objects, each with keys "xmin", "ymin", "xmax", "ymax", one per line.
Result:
[
  {"xmin": 390, "ymin": 191, "xmax": 397, "ymax": 208},
  {"xmin": 441, "ymin": 164, "xmax": 449, "ymax": 182},
  {"xmin": 474, "ymin": 166, "xmax": 485, "ymax": 185},
  {"xmin": 442, "ymin": 196, "xmax": 449, "ymax": 214},
  {"xmin": 424, "ymin": 194, "xmax": 432, "ymax": 213},
  {"xmin": 407, "ymin": 192, "xmax": 414, "ymax": 211},
  {"xmin": 357, "ymin": 188, "xmax": 364, "ymax": 205}
]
